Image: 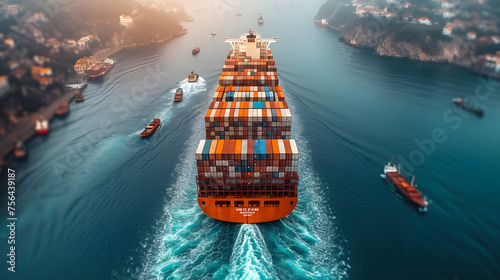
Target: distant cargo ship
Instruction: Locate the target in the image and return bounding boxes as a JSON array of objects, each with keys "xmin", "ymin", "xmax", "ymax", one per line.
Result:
[
  {"xmin": 195, "ymin": 30, "xmax": 299, "ymax": 223},
  {"xmin": 86, "ymin": 58, "xmax": 114, "ymax": 79},
  {"xmin": 140, "ymin": 118, "xmax": 160, "ymax": 137},
  {"xmin": 174, "ymin": 88, "xmax": 183, "ymax": 102},
  {"xmin": 314, "ymin": 19, "xmax": 329, "ymax": 27},
  {"xmin": 381, "ymin": 161, "xmax": 429, "ymax": 212}
]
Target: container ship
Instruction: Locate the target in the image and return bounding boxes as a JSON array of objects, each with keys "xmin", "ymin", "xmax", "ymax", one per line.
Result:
[{"xmin": 195, "ymin": 30, "xmax": 299, "ymax": 223}]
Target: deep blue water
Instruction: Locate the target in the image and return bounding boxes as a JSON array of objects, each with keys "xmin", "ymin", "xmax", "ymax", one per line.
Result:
[{"xmin": 1, "ymin": 1, "xmax": 500, "ymax": 279}]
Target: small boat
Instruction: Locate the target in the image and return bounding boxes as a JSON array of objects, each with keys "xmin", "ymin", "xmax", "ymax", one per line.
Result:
[
  {"xmin": 14, "ymin": 139, "xmax": 27, "ymax": 159},
  {"xmin": 236, "ymin": 12, "xmax": 242, "ymax": 16},
  {"xmin": 349, "ymin": 39, "xmax": 359, "ymax": 48},
  {"xmin": 381, "ymin": 161, "xmax": 429, "ymax": 212},
  {"xmin": 65, "ymin": 77, "xmax": 87, "ymax": 89},
  {"xmin": 74, "ymin": 90, "xmax": 84, "ymax": 102},
  {"xmin": 188, "ymin": 71, "xmax": 199, "ymax": 83},
  {"xmin": 35, "ymin": 117, "xmax": 49, "ymax": 135},
  {"xmin": 275, "ymin": 5, "xmax": 282, "ymax": 9},
  {"xmin": 174, "ymin": 88, "xmax": 183, "ymax": 102},
  {"xmin": 140, "ymin": 118, "xmax": 161, "ymax": 137},
  {"xmin": 55, "ymin": 101, "xmax": 69, "ymax": 116},
  {"xmin": 186, "ymin": 16, "xmax": 194, "ymax": 22},
  {"xmin": 192, "ymin": 47, "xmax": 200, "ymax": 55},
  {"xmin": 314, "ymin": 19, "xmax": 329, "ymax": 27},
  {"xmin": 258, "ymin": 14, "xmax": 264, "ymax": 25},
  {"xmin": 452, "ymin": 97, "xmax": 484, "ymax": 117},
  {"xmin": 195, "ymin": 8, "xmax": 204, "ymax": 13},
  {"xmin": 291, "ymin": 4, "xmax": 298, "ymax": 8},
  {"xmin": 210, "ymin": 30, "xmax": 216, "ymax": 36}
]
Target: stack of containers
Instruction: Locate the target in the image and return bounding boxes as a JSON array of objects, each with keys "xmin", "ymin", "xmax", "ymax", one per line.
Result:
[
  {"xmin": 204, "ymin": 101, "xmax": 292, "ymax": 140},
  {"xmin": 212, "ymin": 85, "xmax": 285, "ymax": 102},
  {"xmin": 196, "ymin": 139, "xmax": 299, "ymax": 198},
  {"xmin": 197, "ymin": 48, "xmax": 298, "ymax": 200}
]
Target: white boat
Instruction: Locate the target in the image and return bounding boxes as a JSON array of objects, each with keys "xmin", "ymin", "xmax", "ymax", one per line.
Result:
[
  {"xmin": 65, "ymin": 77, "xmax": 87, "ymax": 89},
  {"xmin": 35, "ymin": 117, "xmax": 49, "ymax": 135}
]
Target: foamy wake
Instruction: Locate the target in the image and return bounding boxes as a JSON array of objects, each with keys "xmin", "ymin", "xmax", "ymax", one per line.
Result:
[{"xmin": 226, "ymin": 225, "xmax": 279, "ymax": 280}]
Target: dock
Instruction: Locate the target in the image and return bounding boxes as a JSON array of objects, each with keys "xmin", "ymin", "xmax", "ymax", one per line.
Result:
[{"xmin": 93, "ymin": 46, "xmax": 122, "ymax": 61}]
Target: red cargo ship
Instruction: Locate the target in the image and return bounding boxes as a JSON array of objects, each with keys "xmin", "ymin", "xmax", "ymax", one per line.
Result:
[
  {"xmin": 86, "ymin": 58, "xmax": 114, "ymax": 79},
  {"xmin": 196, "ymin": 30, "xmax": 299, "ymax": 223},
  {"xmin": 140, "ymin": 118, "xmax": 160, "ymax": 137},
  {"xmin": 192, "ymin": 47, "xmax": 200, "ymax": 55},
  {"xmin": 381, "ymin": 161, "xmax": 429, "ymax": 212},
  {"xmin": 314, "ymin": 19, "xmax": 329, "ymax": 27}
]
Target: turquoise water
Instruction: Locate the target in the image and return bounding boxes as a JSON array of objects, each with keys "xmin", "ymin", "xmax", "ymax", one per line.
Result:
[{"xmin": 1, "ymin": 1, "xmax": 499, "ymax": 279}]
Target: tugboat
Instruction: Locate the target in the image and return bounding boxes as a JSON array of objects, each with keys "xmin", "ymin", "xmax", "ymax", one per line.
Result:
[
  {"xmin": 258, "ymin": 14, "xmax": 264, "ymax": 25},
  {"xmin": 174, "ymin": 88, "xmax": 183, "ymax": 102},
  {"xmin": 35, "ymin": 117, "xmax": 49, "ymax": 135},
  {"xmin": 55, "ymin": 101, "xmax": 69, "ymax": 116},
  {"xmin": 140, "ymin": 118, "xmax": 161, "ymax": 138},
  {"xmin": 210, "ymin": 30, "xmax": 216, "ymax": 36},
  {"xmin": 74, "ymin": 90, "xmax": 84, "ymax": 102},
  {"xmin": 381, "ymin": 161, "xmax": 429, "ymax": 212},
  {"xmin": 192, "ymin": 47, "xmax": 200, "ymax": 55},
  {"xmin": 452, "ymin": 97, "xmax": 484, "ymax": 117},
  {"xmin": 188, "ymin": 71, "xmax": 199, "ymax": 83},
  {"xmin": 14, "ymin": 139, "xmax": 27, "ymax": 159}
]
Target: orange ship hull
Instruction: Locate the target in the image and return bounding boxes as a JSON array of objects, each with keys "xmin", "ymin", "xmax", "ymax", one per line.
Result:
[{"xmin": 198, "ymin": 197, "xmax": 297, "ymax": 223}]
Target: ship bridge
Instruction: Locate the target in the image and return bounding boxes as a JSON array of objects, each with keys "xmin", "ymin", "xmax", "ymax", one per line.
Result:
[{"xmin": 224, "ymin": 30, "xmax": 277, "ymax": 59}]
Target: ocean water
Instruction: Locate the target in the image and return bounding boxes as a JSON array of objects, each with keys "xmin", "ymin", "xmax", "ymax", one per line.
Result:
[{"xmin": 1, "ymin": 1, "xmax": 499, "ymax": 279}]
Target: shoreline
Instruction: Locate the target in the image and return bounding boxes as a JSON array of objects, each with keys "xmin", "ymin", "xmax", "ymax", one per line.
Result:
[
  {"xmin": 0, "ymin": 89, "xmax": 76, "ymax": 160},
  {"xmin": 328, "ymin": 25, "xmax": 500, "ymax": 80},
  {"xmin": 0, "ymin": 30, "xmax": 186, "ymax": 165}
]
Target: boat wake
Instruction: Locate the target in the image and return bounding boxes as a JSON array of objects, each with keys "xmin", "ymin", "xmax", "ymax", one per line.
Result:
[
  {"xmin": 225, "ymin": 224, "xmax": 279, "ymax": 280},
  {"xmin": 168, "ymin": 77, "xmax": 207, "ymax": 100},
  {"xmin": 133, "ymin": 84, "xmax": 348, "ymax": 280}
]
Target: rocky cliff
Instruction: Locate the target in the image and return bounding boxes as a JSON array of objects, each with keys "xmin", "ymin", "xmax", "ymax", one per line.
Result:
[
  {"xmin": 316, "ymin": 1, "xmax": 475, "ymax": 63},
  {"xmin": 340, "ymin": 16, "xmax": 473, "ymax": 62}
]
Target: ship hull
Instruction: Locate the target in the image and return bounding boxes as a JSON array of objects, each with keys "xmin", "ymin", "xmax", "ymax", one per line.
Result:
[
  {"xmin": 314, "ymin": 21, "xmax": 328, "ymax": 27},
  {"xmin": 87, "ymin": 63, "xmax": 114, "ymax": 79},
  {"xmin": 198, "ymin": 197, "xmax": 297, "ymax": 223}
]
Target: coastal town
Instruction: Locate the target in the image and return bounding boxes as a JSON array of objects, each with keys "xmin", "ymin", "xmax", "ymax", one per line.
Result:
[
  {"xmin": 318, "ymin": 0, "xmax": 500, "ymax": 76},
  {"xmin": 0, "ymin": 0, "xmax": 186, "ymax": 166}
]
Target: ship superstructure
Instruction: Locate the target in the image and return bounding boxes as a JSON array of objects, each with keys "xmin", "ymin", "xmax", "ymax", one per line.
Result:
[{"xmin": 195, "ymin": 30, "xmax": 299, "ymax": 223}]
